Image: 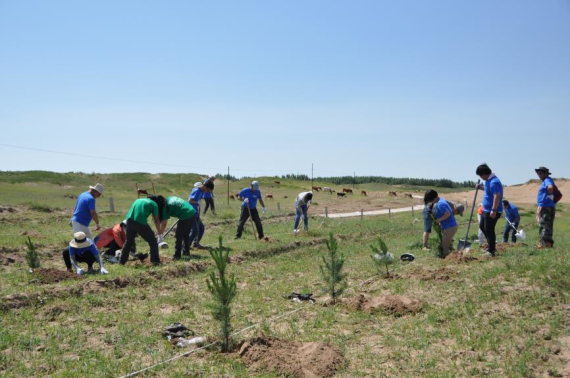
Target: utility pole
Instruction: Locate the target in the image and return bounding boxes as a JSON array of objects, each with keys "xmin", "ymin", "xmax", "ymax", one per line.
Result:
[
  {"xmin": 227, "ymin": 166, "xmax": 230, "ymax": 205},
  {"xmin": 311, "ymin": 163, "xmax": 314, "ymax": 191},
  {"xmin": 353, "ymin": 171, "xmax": 356, "ymax": 189}
]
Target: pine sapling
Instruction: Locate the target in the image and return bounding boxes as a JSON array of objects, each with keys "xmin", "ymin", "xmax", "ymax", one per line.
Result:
[
  {"xmin": 320, "ymin": 232, "xmax": 347, "ymax": 305},
  {"xmin": 431, "ymin": 212, "xmax": 445, "ymax": 258},
  {"xmin": 206, "ymin": 235, "xmax": 237, "ymax": 353},
  {"xmin": 370, "ymin": 236, "xmax": 394, "ymax": 278},
  {"xmin": 25, "ymin": 236, "xmax": 40, "ymax": 269}
]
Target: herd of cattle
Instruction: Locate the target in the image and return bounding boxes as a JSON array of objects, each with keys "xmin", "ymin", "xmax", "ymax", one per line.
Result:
[{"xmin": 226, "ymin": 182, "xmax": 414, "ymax": 200}]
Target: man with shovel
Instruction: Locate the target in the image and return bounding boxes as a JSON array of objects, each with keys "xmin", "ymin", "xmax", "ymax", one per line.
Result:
[
  {"xmin": 502, "ymin": 200, "xmax": 521, "ymax": 243},
  {"xmin": 162, "ymin": 196, "xmax": 196, "ymax": 260},
  {"xmin": 293, "ymin": 191, "xmax": 313, "ymax": 234},
  {"xmin": 235, "ymin": 180, "xmax": 267, "ymax": 240},
  {"xmin": 476, "ymin": 163, "xmax": 503, "ymax": 257},
  {"xmin": 188, "ymin": 180, "xmax": 214, "ymax": 249}
]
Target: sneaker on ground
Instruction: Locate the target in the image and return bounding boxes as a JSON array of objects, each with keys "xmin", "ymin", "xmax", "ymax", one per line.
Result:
[
  {"xmin": 422, "ymin": 246, "xmax": 431, "ymax": 251},
  {"xmin": 482, "ymin": 251, "xmax": 494, "ymax": 257},
  {"xmin": 194, "ymin": 244, "xmax": 207, "ymax": 250}
]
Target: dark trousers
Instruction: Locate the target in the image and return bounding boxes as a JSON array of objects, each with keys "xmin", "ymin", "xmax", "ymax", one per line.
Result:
[
  {"xmin": 539, "ymin": 207, "xmax": 555, "ymax": 246},
  {"xmin": 203, "ymin": 198, "xmax": 215, "ymax": 214},
  {"xmin": 174, "ymin": 217, "xmax": 194, "ymax": 257},
  {"xmin": 121, "ymin": 219, "xmax": 159, "ymax": 264},
  {"xmin": 503, "ymin": 220, "xmax": 520, "ymax": 243},
  {"xmin": 189, "ymin": 215, "xmax": 205, "ymax": 246},
  {"xmin": 479, "ymin": 212, "xmax": 501, "ymax": 254},
  {"xmin": 102, "ymin": 239, "xmax": 121, "ymax": 256},
  {"xmin": 236, "ymin": 207, "xmax": 264, "ymax": 239},
  {"xmin": 63, "ymin": 248, "xmax": 97, "ymax": 270}
]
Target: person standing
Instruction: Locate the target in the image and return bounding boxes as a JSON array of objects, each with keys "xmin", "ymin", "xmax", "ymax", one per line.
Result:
[
  {"xmin": 535, "ymin": 166, "xmax": 557, "ymax": 248},
  {"xmin": 475, "ymin": 163, "xmax": 503, "ymax": 257},
  {"xmin": 63, "ymin": 231, "xmax": 109, "ymax": 275},
  {"xmin": 188, "ymin": 180, "xmax": 214, "ymax": 249},
  {"xmin": 423, "ymin": 190, "xmax": 459, "ymax": 257},
  {"xmin": 293, "ymin": 191, "xmax": 313, "ymax": 234},
  {"xmin": 71, "ymin": 183, "xmax": 104, "ymax": 239},
  {"xmin": 120, "ymin": 195, "xmax": 166, "ymax": 265},
  {"xmin": 502, "ymin": 200, "xmax": 521, "ymax": 243},
  {"xmin": 202, "ymin": 177, "xmax": 216, "ymax": 215},
  {"xmin": 163, "ymin": 196, "xmax": 197, "ymax": 259},
  {"xmin": 235, "ymin": 181, "xmax": 267, "ymax": 240}
]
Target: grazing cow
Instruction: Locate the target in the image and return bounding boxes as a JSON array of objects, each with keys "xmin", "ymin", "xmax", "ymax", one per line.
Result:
[
  {"xmin": 322, "ymin": 187, "xmax": 334, "ymax": 194},
  {"xmin": 404, "ymin": 193, "xmax": 413, "ymax": 198},
  {"xmin": 137, "ymin": 189, "xmax": 149, "ymax": 197},
  {"xmin": 342, "ymin": 188, "xmax": 353, "ymax": 194},
  {"xmin": 274, "ymin": 180, "xmax": 281, "ymax": 185},
  {"xmin": 361, "ymin": 190, "xmax": 367, "ymax": 196},
  {"xmin": 229, "ymin": 195, "xmax": 235, "ymax": 200},
  {"xmin": 337, "ymin": 192, "xmax": 346, "ymax": 198},
  {"xmin": 283, "ymin": 195, "xmax": 288, "ymax": 198},
  {"xmin": 266, "ymin": 194, "xmax": 274, "ymax": 200},
  {"xmin": 388, "ymin": 191, "xmax": 397, "ymax": 196},
  {"xmin": 312, "ymin": 186, "xmax": 321, "ymax": 192}
]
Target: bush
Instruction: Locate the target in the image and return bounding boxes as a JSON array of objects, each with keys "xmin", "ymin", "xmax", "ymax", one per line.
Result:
[{"xmin": 25, "ymin": 236, "xmax": 40, "ymax": 269}]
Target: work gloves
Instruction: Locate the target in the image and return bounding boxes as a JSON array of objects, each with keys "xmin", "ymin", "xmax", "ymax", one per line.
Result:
[
  {"xmin": 244, "ymin": 198, "xmax": 249, "ymax": 204},
  {"xmin": 158, "ymin": 234, "xmax": 165, "ymax": 243},
  {"xmin": 263, "ymin": 207, "xmax": 267, "ymax": 213},
  {"xmin": 100, "ymin": 267, "xmax": 109, "ymax": 274},
  {"xmin": 76, "ymin": 268, "xmax": 85, "ymax": 275}
]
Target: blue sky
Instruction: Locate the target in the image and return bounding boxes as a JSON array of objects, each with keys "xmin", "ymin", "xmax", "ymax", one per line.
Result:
[{"xmin": 1, "ymin": 0, "xmax": 569, "ymax": 185}]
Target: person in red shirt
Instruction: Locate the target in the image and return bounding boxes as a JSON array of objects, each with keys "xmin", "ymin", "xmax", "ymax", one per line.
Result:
[{"xmin": 94, "ymin": 221, "xmax": 126, "ymax": 257}]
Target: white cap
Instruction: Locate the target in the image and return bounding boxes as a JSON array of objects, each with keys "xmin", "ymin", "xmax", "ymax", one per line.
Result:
[{"xmin": 251, "ymin": 181, "xmax": 260, "ymax": 190}]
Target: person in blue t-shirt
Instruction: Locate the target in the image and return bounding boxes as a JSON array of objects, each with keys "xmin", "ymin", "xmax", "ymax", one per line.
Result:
[
  {"xmin": 422, "ymin": 190, "xmax": 465, "ymax": 251},
  {"xmin": 476, "ymin": 163, "xmax": 503, "ymax": 257},
  {"xmin": 202, "ymin": 177, "xmax": 216, "ymax": 215},
  {"xmin": 502, "ymin": 200, "xmax": 521, "ymax": 243},
  {"xmin": 424, "ymin": 190, "xmax": 458, "ymax": 258},
  {"xmin": 71, "ymin": 183, "xmax": 104, "ymax": 239},
  {"xmin": 188, "ymin": 180, "xmax": 214, "ymax": 249},
  {"xmin": 63, "ymin": 231, "xmax": 109, "ymax": 275},
  {"xmin": 535, "ymin": 166, "xmax": 556, "ymax": 248},
  {"xmin": 234, "ymin": 181, "xmax": 267, "ymax": 240}
]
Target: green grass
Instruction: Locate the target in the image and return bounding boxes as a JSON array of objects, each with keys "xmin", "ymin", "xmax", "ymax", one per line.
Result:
[{"xmin": 0, "ymin": 173, "xmax": 569, "ymax": 377}]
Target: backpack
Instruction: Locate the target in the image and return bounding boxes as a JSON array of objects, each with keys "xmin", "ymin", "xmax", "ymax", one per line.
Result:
[{"xmin": 553, "ymin": 184, "xmax": 563, "ymax": 204}]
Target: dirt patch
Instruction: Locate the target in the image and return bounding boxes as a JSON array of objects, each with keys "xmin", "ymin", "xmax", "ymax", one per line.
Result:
[
  {"xmin": 407, "ymin": 268, "xmax": 459, "ymax": 282},
  {"xmin": 33, "ymin": 268, "xmax": 82, "ymax": 284},
  {"xmin": 1, "ymin": 252, "xmax": 26, "ymax": 266},
  {"xmin": 1, "ymin": 293, "xmax": 33, "ymax": 310},
  {"xmin": 345, "ymin": 294, "xmax": 422, "ymax": 316},
  {"xmin": 239, "ymin": 336, "xmax": 345, "ymax": 378},
  {"xmin": 242, "ymin": 238, "xmax": 327, "ymax": 259},
  {"xmin": 21, "ymin": 230, "xmax": 43, "ymax": 238},
  {"xmin": 444, "ymin": 251, "xmax": 480, "ymax": 263},
  {"xmin": 0, "ymin": 206, "xmax": 20, "ymax": 213}
]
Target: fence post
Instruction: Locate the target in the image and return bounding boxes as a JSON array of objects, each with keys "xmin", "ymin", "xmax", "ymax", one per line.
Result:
[
  {"xmin": 389, "ymin": 208, "xmax": 391, "ymax": 219},
  {"xmin": 109, "ymin": 197, "xmax": 115, "ymax": 213},
  {"xmin": 412, "ymin": 205, "xmax": 414, "ymax": 217},
  {"xmin": 361, "ymin": 209, "xmax": 363, "ymax": 221},
  {"xmin": 325, "ymin": 207, "xmax": 328, "ymax": 218},
  {"xmin": 277, "ymin": 202, "xmax": 281, "ymax": 211}
]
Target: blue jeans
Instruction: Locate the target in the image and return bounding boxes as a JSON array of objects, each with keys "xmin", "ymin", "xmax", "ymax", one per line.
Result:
[
  {"xmin": 189, "ymin": 215, "xmax": 204, "ymax": 246},
  {"xmin": 503, "ymin": 220, "xmax": 520, "ymax": 243},
  {"xmin": 294, "ymin": 205, "xmax": 308, "ymax": 230}
]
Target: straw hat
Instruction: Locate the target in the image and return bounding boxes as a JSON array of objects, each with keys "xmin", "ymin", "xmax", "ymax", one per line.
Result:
[
  {"xmin": 89, "ymin": 183, "xmax": 104, "ymax": 195},
  {"xmin": 70, "ymin": 232, "xmax": 92, "ymax": 249},
  {"xmin": 194, "ymin": 182, "xmax": 204, "ymax": 188}
]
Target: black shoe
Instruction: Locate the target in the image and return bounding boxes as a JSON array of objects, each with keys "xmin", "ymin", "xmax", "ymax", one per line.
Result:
[
  {"xmin": 173, "ymin": 255, "xmax": 181, "ymax": 261},
  {"xmin": 182, "ymin": 251, "xmax": 190, "ymax": 256}
]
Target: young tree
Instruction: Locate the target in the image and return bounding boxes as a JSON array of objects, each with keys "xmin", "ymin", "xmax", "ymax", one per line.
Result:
[
  {"xmin": 431, "ymin": 212, "xmax": 445, "ymax": 258},
  {"xmin": 370, "ymin": 236, "xmax": 394, "ymax": 278},
  {"xmin": 206, "ymin": 235, "xmax": 237, "ymax": 353},
  {"xmin": 320, "ymin": 233, "xmax": 347, "ymax": 305},
  {"xmin": 25, "ymin": 236, "xmax": 40, "ymax": 269}
]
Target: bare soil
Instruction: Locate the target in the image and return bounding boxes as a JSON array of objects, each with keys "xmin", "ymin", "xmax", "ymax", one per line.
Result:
[
  {"xmin": 239, "ymin": 336, "xmax": 345, "ymax": 378},
  {"xmin": 406, "ymin": 268, "xmax": 459, "ymax": 282},
  {"xmin": 345, "ymin": 294, "xmax": 423, "ymax": 316},
  {"xmin": 444, "ymin": 251, "xmax": 481, "ymax": 263},
  {"xmin": 33, "ymin": 268, "xmax": 82, "ymax": 284}
]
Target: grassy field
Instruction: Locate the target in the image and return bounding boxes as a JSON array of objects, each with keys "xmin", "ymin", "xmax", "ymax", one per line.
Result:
[{"xmin": 1, "ymin": 172, "xmax": 569, "ymax": 377}]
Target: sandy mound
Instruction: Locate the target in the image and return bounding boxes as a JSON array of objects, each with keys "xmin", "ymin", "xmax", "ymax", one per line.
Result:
[
  {"xmin": 346, "ymin": 294, "xmax": 422, "ymax": 316},
  {"xmin": 239, "ymin": 336, "xmax": 344, "ymax": 378},
  {"xmin": 33, "ymin": 268, "xmax": 81, "ymax": 284}
]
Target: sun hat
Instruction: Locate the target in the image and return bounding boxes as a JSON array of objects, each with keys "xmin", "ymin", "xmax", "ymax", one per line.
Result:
[
  {"xmin": 194, "ymin": 182, "xmax": 203, "ymax": 188},
  {"xmin": 70, "ymin": 231, "xmax": 92, "ymax": 249},
  {"xmin": 535, "ymin": 166, "xmax": 551, "ymax": 175},
  {"xmin": 251, "ymin": 180, "xmax": 260, "ymax": 190},
  {"xmin": 89, "ymin": 183, "xmax": 104, "ymax": 195},
  {"xmin": 455, "ymin": 203, "xmax": 465, "ymax": 216}
]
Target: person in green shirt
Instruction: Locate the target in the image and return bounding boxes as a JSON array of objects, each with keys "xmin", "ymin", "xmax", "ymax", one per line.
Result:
[
  {"xmin": 162, "ymin": 196, "xmax": 197, "ymax": 260},
  {"xmin": 120, "ymin": 195, "xmax": 166, "ymax": 265}
]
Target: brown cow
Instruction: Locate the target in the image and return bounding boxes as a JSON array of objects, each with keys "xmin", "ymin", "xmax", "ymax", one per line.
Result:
[
  {"xmin": 137, "ymin": 189, "xmax": 149, "ymax": 197},
  {"xmin": 312, "ymin": 186, "xmax": 321, "ymax": 192},
  {"xmin": 361, "ymin": 190, "xmax": 367, "ymax": 196},
  {"xmin": 404, "ymin": 193, "xmax": 413, "ymax": 198},
  {"xmin": 274, "ymin": 180, "xmax": 281, "ymax": 184},
  {"xmin": 229, "ymin": 195, "xmax": 235, "ymax": 200},
  {"xmin": 388, "ymin": 191, "xmax": 397, "ymax": 196},
  {"xmin": 342, "ymin": 188, "xmax": 353, "ymax": 194},
  {"xmin": 266, "ymin": 194, "xmax": 274, "ymax": 200},
  {"xmin": 337, "ymin": 192, "xmax": 346, "ymax": 198}
]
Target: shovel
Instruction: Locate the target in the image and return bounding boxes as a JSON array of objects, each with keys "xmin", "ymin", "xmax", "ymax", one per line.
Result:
[
  {"xmin": 458, "ymin": 179, "xmax": 481, "ymax": 253},
  {"xmin": 505, "ymin": 217, "xmax": 526, "ymax": 241},
  {"xmin": 158, "ymin": 219, "xmax": 180, "ymax": 249}
]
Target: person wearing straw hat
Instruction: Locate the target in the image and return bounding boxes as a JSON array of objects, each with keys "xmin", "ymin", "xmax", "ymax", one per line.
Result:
[
  {"xmin": 234, "ymin": 180, "xmax": 266, "ymax": 240},
  {"xmin": 293, "ymin": 191, "xmax": 313, "ymax": 234},
  {"xmin": 535, "ymin": 166, "xmax": 557, "ymax": 248},
  {"xmin": 71, "ymin": 183, "xmax": 104, "ymax": 239},
  {"xmin": 423, "ymin": 190, "xmax": 460, "ymax": 257},
  {"xmin": 162, "ymin": 196, "xmax": 197, "ymax": 260},
  {"xmin": 502, "ymin": 200, "xmax": 521, "ymax": 243},
  {"xmin": 120, "ymin": 195, "xmax": 166, "ymax": 265},
  {"xmin": 63, "ymin": 231, "xmax": 108, "ymax": 275},
  {"xmin": 188, "ymin": 180, "xmax": 214, "ymax": 249}
]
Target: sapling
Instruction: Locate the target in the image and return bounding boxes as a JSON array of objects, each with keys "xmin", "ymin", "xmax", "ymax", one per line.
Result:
[
  {"xmin": 320, "ymin": 232, "xmax": 347, "ymax": 305},
  {"xmin": 206, "ymin": 235, "xmax": 237, "ymax": 353},
  {"xmin": 370, "ymin": 236, "xmax": 394, "ymax": 278},
  {"xmin": 430, "ymin": 212, "xmax": 445, "ymax": 258},
  {"xmin": 25, "ymin": 236, "xmax": 40, "ymax": 269}
]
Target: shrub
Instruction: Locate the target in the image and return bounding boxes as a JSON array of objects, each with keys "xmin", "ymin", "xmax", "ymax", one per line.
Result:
[
  {"xmin": 206, "ymin": 236, "xmax": 237, "ymax": 353},
  {"xmin": 25, "ymin": 236, "xmax": 40, "ymax": 269},
  {"xmin": 320, "ymin": 233, "xmax": 347, "ymax": 305}
]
